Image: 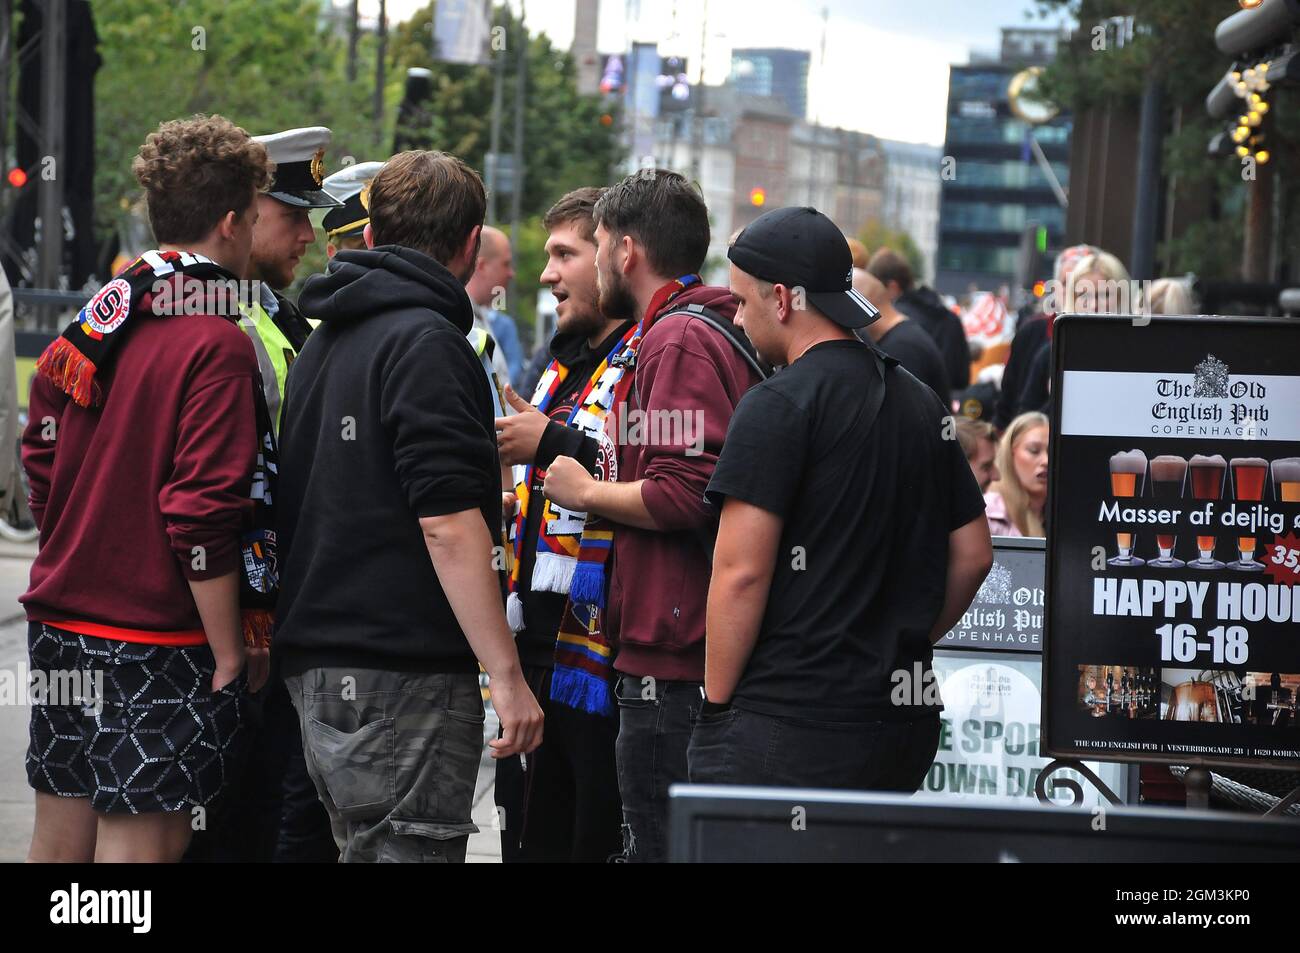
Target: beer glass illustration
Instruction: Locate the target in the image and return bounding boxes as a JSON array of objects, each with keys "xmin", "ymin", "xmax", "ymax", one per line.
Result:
[
  {"xmin": 1149, "ymin": 455, "xmax": 1187, "ymax": 568},
  {"xmin": 1188, "ymin": 453, "xmax": 1227, "ymax": 570},
  {"xmin": 1274, "ymin": 458, "xmax": 1300, "ymax": 503},
  {"xmin": 1108, "ymin": 449, "xmax": 1147, "ymax": 567},
  {"xmin": 1228, "ymin": 457, "xmax": 1268, "ymax": 571}
]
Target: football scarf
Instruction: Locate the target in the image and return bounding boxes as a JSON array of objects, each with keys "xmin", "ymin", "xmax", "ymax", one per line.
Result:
[
  {"xmin": 506, "ymin": 275, "xmax": 701, "ymax": 715},
  {"xmin": 36, "ymin": 250, "xmax": 281, "ymax": 647}
]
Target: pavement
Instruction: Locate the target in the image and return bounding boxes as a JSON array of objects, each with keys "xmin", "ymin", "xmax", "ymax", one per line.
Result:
[{"xmin": 0, "ymin": 540, "xmax": 505, "ymax": 863}]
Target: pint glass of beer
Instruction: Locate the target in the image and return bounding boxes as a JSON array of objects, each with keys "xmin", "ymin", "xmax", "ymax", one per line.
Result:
[
  {"xmin": 1149, "ymin": 454, "xmax": 1187, "ymax": 568},
  {"xmin": 1228, "ymin": 456, "xmax": 1268, "ymax": 571},
  {"xmin": 1108, "ymin": 449, "xmax": 1147, "ymax": 567},
  {"xmin": 1188, "ymin": 453, "xmax": 1226, "ymax": 570},
  {"xmin": 1274, "ymin": 458, "xmax": 1300, "ymax": 502}
]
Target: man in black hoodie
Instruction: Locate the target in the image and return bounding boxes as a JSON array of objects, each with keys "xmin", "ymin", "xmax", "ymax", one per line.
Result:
[
  {"xmin": 275, "ymin": 150, "xmax": 543, "ymax": 864},
  {"xmin": 491, "ymin": 188, "xmax": 630, "ymax": 862},
  {"xmin": 868, "ymin": 248, "xmax": 969, "ymax": 398}
]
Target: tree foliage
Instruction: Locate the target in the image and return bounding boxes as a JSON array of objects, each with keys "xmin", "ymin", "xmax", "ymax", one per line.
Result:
[
  {"xmin": 857, "ymin": 219, "xmax": 925, "ymax": 279},
  {"xmin": 91, "ymin": 0, "xmax": 622, "ymax": 306},
  {"xmin": 1031, "ymin": 0, "xmax": 1300, "ymax": 279}
]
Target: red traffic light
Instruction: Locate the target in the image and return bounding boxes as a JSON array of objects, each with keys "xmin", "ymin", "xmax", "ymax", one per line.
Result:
[
  {"xmin": 7, "ymin": 167, "xmax": 26, "ymax": 188},
  {"xmin": 749, "ymin": 187, "xmax": 766, "ymax": 207}
]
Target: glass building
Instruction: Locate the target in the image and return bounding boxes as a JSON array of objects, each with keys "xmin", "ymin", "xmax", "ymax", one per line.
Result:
[
  {"xmin": 935, "ymin": 29, "xmax": 1072, "ymax": 296},
  {"xmin": 729, "ymin": 48, "xmax": 811, "ymax": 121}
]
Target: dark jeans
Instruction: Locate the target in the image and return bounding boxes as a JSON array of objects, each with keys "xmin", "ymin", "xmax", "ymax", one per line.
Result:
[
  {"xmin": 285, "ymin": 667, "xmax": 484, "ymax": 863},
  {"xmin": 494, "ymin": 665, "xmax": 622, "ymax": 863},
  {"xmin": 614, "ymin": 673, "xmax": 702, "ymax": 864},
  {"xmin": 688, "ymin": 706, "xmax": 941, "ymax": 792}
]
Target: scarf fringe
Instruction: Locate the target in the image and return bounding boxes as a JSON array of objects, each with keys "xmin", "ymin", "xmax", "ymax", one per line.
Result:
[
  {"xmin": 531, "ymin": 550, "xmax": 576, "ymax": 594},
  {"xmin": 568, "ymin": 561, "xmax": 607, "ymax": 609},
  {"xmin": 242, "ymin": 608, "xmax": 274, "ymax": 649},
  {"xmin": 37, "ymin": 337, "xmax": 99, "ymax": 407},
  {"xmin": 506, "ymin": 591, "xmax": 525, "ymax": 633},
  {"xmin": 549, "ymin": 664, "xmax": 614, "ymax": 717}
]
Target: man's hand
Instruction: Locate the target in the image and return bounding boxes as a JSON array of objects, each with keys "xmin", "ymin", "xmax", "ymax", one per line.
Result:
[
  {"xmin": 543, "ymin": 455, "xmax": 594, "ymax": 512},
  {"xmin": 211, "ymin": 652, "xmax": 245, "ymax": 694},
  {"xmin": 495, "ymin": 385, "xmax": 549, "ymax": 467},
  {"xmin": 245, "ymin": 646, "xmax": 270, "ymax": 694},
  {"xmin": 502, "ymin": 491, "xmax": 518, "ymax": 524},
  {"xmin": 487, "ymin": 669, "xmax": 544, "ymax": 759}
]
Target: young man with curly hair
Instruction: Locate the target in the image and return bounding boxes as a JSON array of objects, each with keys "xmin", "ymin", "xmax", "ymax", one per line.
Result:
[{"xmin": 22, "ymin": 114, "xmax": 272, "ymax": 862}]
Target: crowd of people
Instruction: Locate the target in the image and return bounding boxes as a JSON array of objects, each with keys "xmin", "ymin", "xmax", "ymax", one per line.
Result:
[{"xmin": 24, "ymin": 111, "xmax": 1123, "ymax": 865}]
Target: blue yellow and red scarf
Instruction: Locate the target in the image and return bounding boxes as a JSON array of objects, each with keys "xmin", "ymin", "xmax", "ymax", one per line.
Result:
[{"xmin": 507, "ymin": 274, "xmax": 701, "ymax": 715}]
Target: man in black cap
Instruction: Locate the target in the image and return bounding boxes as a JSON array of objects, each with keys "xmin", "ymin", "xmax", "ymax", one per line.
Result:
[
  {"xmin": 687, "ymin": 206, "xmax": 993, "ymax": 792},
  {"xmin": 321, "ymin": 160, "xmax": 385, "ymax": 259}
]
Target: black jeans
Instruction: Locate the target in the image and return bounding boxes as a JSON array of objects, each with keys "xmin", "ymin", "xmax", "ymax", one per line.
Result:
[
  {"xmin": 614, "ymin": 673, "xmax": 703, "ymax": 864},
  {"xmin": 494, "ymin": 665, "xmax": 623, "ymax": 863},
  {"xmin": 184, "ymin": 677, "xmax": 338, "ymax": 862},
  {"xmin": 688, "ymin": 706, "xmax": 941, "ymax": 792}
]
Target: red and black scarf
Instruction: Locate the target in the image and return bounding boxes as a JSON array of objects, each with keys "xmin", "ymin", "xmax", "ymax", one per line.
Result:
[{"xmin": 36, "ymin": 250, "xmax": 280, "ymax": 646}]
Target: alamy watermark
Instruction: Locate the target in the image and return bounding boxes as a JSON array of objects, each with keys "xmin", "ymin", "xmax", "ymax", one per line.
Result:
[{"xmin": 3, "ymin": 663, "xmax": 104, "ymax": 714}]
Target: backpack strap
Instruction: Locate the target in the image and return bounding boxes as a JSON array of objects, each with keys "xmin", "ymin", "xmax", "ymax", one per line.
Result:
[{"xmin": 667, "ymin": 303, "xmax": 772, "ymax": 380}]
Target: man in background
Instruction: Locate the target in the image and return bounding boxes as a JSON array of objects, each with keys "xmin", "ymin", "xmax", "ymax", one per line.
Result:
[
  {"xmin": 466, "ymin": 225, "xmax": 523, "ymax": 388},
  {"xmin": 955, "ymin": 417, "xmax": 999, "ymax": 492},
  {"xmin": 868, "ymin": 247, "xmax": 968, "ymax": 398},
  {"xmin": 854, "ymin": 268, "xmax": 949, "ymax": 400},
  {"xmin": 321, "ymin": 160, "xmax": 385, "ymax": 258}
]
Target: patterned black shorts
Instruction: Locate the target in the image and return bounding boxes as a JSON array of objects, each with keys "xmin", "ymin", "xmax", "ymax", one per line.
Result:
[{"xmin": 26, "ymin": 622, "xmax": 247, "ymax": 814}]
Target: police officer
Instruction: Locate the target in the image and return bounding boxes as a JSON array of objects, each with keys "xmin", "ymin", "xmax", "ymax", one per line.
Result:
[
  {"xmin": 184, "ymin": 127, "xmax": 342, "ymax": 865},
  {"xmin": 320, "ymin": 160, "xmax": 384, "ymax": 259},
  {"xmin": 243, "ymin": 126, "xmax": 341, "ymax": 433}
]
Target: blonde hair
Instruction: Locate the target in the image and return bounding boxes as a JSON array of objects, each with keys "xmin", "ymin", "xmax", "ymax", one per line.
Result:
[
  {"xmin": 1064, "ymin": 250, "xmax": 1131, "ymax": 313},
  {"xmin": 1145, "ymin": 277, "xmax": 1196, "ymax": 315},
  {"xmin": 988, "ymin": 411, "xmax": 1049, "ymax": 537}
]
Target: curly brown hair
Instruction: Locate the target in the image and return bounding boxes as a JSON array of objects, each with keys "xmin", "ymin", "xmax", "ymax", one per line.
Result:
[
  {"xmin": 131, "ymin": 114, "xmax": 272, "ymax": 245},
  {"xmin": 367, "ymin": 150, "xmax": 485, "ymax": 265}
]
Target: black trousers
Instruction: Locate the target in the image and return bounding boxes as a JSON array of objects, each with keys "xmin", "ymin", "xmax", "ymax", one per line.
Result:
[
  {"xmin": 494, "ymin": 664, "xmax": 623, "ymax": 863},
  {"xmin": 688, "ymin": 705, "xmax": 941, "ymax": 792},
  {"xmin": 184, "ymin": 677, "xmax": 337, "ymax": 863}
]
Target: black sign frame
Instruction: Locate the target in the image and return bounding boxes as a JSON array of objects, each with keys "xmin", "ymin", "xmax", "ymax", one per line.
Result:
[{"xmin": 1043, "ymin": 312, "xmax": 1300, "ymax": 771}]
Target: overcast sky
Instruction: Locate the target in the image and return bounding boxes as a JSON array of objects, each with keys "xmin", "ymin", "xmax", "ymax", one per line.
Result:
[{"xmin": 358, "ymin": 0, "xmax": 1069, "ymax": 145}]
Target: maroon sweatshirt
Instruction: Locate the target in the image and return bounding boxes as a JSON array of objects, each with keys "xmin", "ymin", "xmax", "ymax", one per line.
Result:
[
  {"xmin": 21, "ymin": 312, "xmax": 258, "ymax": 642},
  {"xmin": 608, "ymin": 284, "xmax": 760, "ymax": 682}
]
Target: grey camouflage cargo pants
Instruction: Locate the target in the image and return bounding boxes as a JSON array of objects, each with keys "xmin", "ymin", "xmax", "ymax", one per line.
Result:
[{"xmin": 284, "ymin": 667, "xmax": 484, "ymax": 863}]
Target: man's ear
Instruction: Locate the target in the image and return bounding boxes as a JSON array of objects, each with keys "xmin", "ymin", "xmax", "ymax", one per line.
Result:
[
  {"xmin": 363, "ymin": 222, "xmax": 375, "ymax": 249},
  {"xmin": 216, "ymin": 209, "xmax": 239, "ymax": 244},
  {"xmin": 619, "ymin": 233, "xmax": 636, "ymax": 276},
  {"xmin": 462, "ymin": 225, "xmax": 483, "ymax": 265},
  {"xmin": 773, "ymin": 283, "xmax": 793, "ymax": 323}
]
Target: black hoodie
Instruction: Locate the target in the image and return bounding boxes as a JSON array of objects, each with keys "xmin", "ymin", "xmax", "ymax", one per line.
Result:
[
  {"xmin": 274, "ymin": 246, "xmax": 500, "ymax": 676},
  {"xmin": 516, "ymin": 319, "xmax": 635, "ymax": 668}
]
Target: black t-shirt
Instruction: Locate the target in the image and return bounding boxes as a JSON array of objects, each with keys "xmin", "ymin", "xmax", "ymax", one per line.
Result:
[
  {"xmin": 876, "ymin": 319, "xmax": 950, "ymax": 402},
  {"xmin": 516, "ymin": 320, "xmax": 635, "ymax": 668},
  {"xmin": 705, "ymin": 339, "xmax": 986, "ymax": 721}
]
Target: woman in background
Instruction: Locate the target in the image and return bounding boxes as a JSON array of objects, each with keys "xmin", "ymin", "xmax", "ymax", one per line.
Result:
[{"xmin": 984, "ymin": 411, "xmax": 1049, "ymax": 537}]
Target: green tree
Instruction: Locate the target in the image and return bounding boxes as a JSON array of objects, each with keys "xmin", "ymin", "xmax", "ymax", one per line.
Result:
[
  {"xmin": 388, "ymin": 3, "xmax": 622, "ymax": 221},
  {"xmin": 1031, "ymin": 0, "xmax": 1292, "ymax": 279},
  {"xmin": 857, "ymin": 219, "xmax": 925, "ymax": 278},
  {"xmin": 94, "ymin": 0, "xmax": 393, "ymax": 257}
]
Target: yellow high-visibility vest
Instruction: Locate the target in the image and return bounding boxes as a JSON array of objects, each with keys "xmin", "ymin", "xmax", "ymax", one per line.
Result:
[{"xmin": 238, "ymin": 300, "xmax": 295, "ymax": 435}]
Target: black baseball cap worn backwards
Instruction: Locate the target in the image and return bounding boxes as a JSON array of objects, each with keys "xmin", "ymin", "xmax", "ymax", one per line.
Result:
[{"xmin": 727, "ymin": 206, "xmax": 879, "ymax": 328}]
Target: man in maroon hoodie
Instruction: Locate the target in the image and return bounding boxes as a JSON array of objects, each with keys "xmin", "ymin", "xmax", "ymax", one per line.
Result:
[
  {"xmin": 541, "ymin": 169, "xmax": 761, "ymax": 862},
  {"xmin": 22, "ymin": 116, "xmax": 269, "ymax": 862}
]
